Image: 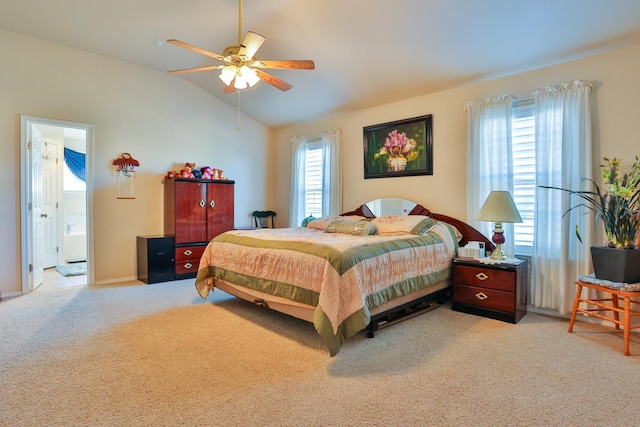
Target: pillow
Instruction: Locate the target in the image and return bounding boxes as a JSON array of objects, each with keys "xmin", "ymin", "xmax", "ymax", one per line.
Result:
[
  {"xmin": 325, "ymin": 219, "xmax": 378, "ymax": 236},
  {"xmin": 306, "ymin": 215, "xmax": 369, "ymax": 231},
  {"xmin": 301, "ymin": 215, "xmax": 316, "ymax": 227},
  {"xmin": 371, "ymin": 215, "xmax": 437, "ymax": 235},
  {"xmin": 439, "ymin": 221, "xmax": 464, "ymax": 242},
  {"xmin": 410, "ymin": 217, "xmax": 439, "ymax": 235}
]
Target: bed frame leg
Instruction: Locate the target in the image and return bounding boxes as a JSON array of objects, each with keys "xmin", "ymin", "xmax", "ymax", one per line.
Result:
[{"xmin": 366, "ymin": 321, "xmax": 378, "ymax": 338}]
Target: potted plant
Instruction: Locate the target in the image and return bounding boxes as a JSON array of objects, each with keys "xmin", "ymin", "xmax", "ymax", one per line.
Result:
[{"xmin": 540, "ymin": 156, "xmax": 640, "ymax": 283}]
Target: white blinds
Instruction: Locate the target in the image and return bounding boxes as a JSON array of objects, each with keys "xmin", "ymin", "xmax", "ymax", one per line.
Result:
[
  {"xmin": 304, "ymin": 140, "xmax": 323, "ymax": 218},
  {"xmin": 512, "ymin": 103, "xmax": 535, "ymax": 255}
]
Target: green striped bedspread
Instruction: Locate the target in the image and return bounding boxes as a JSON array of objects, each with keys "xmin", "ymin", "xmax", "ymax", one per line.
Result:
[{"xmin": 195, "ymin": 222, "xmax": 458, "ymax": 356}]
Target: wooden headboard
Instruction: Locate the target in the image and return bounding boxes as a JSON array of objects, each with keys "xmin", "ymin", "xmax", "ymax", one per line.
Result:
[{"xmin": 341, "ymin": 203, "xmax": 495, "ymax": 251}]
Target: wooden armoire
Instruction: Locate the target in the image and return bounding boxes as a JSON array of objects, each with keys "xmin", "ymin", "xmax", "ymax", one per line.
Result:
[{"xmin": 164, "ymin": 177, "xmax": 235, "ymax": 279}]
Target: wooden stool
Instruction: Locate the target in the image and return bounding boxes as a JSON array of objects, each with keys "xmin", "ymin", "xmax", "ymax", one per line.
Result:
[{"xmin": 569, "ymin": 278, "xmax": 640, "ymax": 356}]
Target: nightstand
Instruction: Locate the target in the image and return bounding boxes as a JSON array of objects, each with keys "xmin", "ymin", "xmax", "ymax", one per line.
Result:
[
  {"xmin": 137, "ymin": 235, "xmax": 175, "ymax": 284},
  {"xmin": 451, "ymin": 258, "xmax": 527, "ymax": 323}
]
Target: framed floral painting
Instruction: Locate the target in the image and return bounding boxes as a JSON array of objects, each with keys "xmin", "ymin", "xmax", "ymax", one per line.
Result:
[{"xmin": 363, "ymin": 114, "xmax": 433, "ymax": 179}]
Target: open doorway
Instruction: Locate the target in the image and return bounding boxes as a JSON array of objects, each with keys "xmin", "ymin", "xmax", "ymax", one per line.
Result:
[{"xmin": 20, "ymin": 116, "xmax": 94, "ymax": 294}]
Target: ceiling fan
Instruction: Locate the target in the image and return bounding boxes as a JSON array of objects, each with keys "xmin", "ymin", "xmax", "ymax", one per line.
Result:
[{"xmin": 166, "ymin": 0, "xmax": 315, "ymax": 93}]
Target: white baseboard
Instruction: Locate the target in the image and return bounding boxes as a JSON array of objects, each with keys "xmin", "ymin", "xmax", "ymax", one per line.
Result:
[
  {"xmin": 0, "ymin": 291, "xmax": 23, "ymax": 301},
  {"xmin": 527, "ymin": 304, "xmax": 639, "ymax": 332},
  {"xmin": 91, "ymin": 276, "xmax": 141, "ymax": 286}
]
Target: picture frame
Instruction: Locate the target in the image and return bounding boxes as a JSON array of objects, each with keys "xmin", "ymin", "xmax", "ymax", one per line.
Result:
[{"xmin": 363, "ymin": 114, "xmax": 433, "ymax": 179}]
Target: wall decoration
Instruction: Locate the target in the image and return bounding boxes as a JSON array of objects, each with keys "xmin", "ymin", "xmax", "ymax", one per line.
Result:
[
  {"xmin": 113, "ymin": 153, "xmax": 139, "ymax": 199},
  {"xmin": 112, "ymin": 152, "xmax": 139, "ymax": 173},
  {"xmin": 117, "ymin": 170, "xmax": 135, "ymax": 199},
  {"xmin": 363, "ymin": 114, "xmax": 433, "ymax": 179}
]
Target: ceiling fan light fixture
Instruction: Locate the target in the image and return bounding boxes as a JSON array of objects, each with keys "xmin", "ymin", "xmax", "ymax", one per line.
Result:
[
  {"xmin": 240, "ymin": 65, "xmax": 260, "ymax": 87},
  {"xmin": 219, "ymin": 65, "xmax": 236, "ymax": 86},
  {"xmin": 234, "ymin": 73, "xmax": 249, "ymax": 90}
]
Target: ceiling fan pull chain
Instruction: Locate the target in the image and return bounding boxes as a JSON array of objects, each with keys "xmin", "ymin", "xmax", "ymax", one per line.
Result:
[{"xmin": 236, "ymin": 90, "xmax": 242, "ymax": 130}]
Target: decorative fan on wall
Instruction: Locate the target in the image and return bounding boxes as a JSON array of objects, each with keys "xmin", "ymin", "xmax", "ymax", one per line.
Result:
[{"xmin": 167, "ymin": 0, "xmax": 315, "ymax": 92}]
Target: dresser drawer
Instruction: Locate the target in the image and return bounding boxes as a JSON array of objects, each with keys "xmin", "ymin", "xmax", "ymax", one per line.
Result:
[
  {"xmin": 453, "ymin": 264, "xmax": 514, "ymax": 292},
  {"xmin": 175, "ymin": 259, "xmax": 200, "ymax": 275},
  {"xmin": 175, "ymin": 245, "xmax": 207, "ymax": 261},
  {"xmin": 453, "ymin": 284, "xmax": 515, "ymax": 312}
]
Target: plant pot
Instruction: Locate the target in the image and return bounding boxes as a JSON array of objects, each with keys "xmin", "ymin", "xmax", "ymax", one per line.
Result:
[{"xmin": 590, "ymin": 246, "xmax": 640, "ymax": 283}]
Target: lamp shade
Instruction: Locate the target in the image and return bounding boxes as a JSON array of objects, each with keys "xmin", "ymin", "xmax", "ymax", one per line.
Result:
[
  {"xmin": 219, "ymin": 66, "xmax": 236, "ymax": 86},
  {"xmin": 476, "ymin": 191, "xmax": 522, "ymax": 223}
]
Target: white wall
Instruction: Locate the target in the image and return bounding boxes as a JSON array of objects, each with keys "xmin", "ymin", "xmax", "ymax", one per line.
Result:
[
  {"xmin": 274, "ymin": 43, "xmax": 640, "ymax": 227},
  {"xmin": 0, "ymin": 29, "xmax": 274, "ymax": 293}
]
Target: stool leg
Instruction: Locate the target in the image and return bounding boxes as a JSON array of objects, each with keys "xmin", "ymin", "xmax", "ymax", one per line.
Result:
[
  {"xmin": 568, "ymin": 283, "xmax": 582, "ymax": 333},
  {"xmin": 612, "ymin": 292, "xmax": 620, "ymax": 330},
  {"xmin": 623, "ymin": 296, "xmax": 631, "ymax": 356}
]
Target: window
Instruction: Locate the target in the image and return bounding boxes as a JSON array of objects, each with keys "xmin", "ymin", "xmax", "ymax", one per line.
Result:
[
  {"xmin": 511, "ymin": 103, "xmax": 535, "ymax": 255},
  {"xmin": 290, "ymin": 130, "xmax": 340, "ymax": 226},
  {"xmin": 304, "ymin": 139, "xmax": 323, "ymax": 218},
  {"xmin": 63, "ymin": 161, "xmax": 86, "ymax": 192}
]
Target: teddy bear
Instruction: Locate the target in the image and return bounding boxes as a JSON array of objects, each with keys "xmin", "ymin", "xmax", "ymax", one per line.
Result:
[
  {"xmin": 200, "ymin": 166, "xmax": 213, "ymax": 180},
  {"xmin": 180, "ymin": 166, "xmax": 194, "ymax": 178},
  {"xmin": 217, "ymin": 169, "xmax": 225, "ymax": 180},
  {"xmin": 164, "ymin": 170, "xmax": 179, "ymax": 179}
]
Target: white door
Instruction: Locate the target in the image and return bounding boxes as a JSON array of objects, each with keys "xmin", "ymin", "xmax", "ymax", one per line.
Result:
[
  {"xmin": 41, "ymin": 141, "xmax": 59, "ymax": 268},
  {"xmin": 31, "ymin": 128, "xmax": 44, "ymax": 289},
  {"xmin": 21, "ymin": 115, "xmax": 93, "ymax": 294}
]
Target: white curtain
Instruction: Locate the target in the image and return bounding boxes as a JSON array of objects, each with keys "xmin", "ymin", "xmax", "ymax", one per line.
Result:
[
  {"xmin": 289, "ymin": 130, "xmax": 341, "ymax": 226},
  {"xmin": 289, "ymin": 136, "xmax": 307, "ymax": 227},
  {"xmin": 531, "ymin": 80, "xmax": 595, "ymax": 313},
  {"xmin": 321, "ymin": 129, "xmax": 342, "ymax": 216},
  {"xmin": 465, "ymin": 95, "xmax": 516, "ymax": 257}
]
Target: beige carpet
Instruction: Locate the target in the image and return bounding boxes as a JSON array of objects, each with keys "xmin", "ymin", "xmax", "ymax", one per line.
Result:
[{"xmin": 1, "ymin": 279, "xmax": 639, "ymax": 426}]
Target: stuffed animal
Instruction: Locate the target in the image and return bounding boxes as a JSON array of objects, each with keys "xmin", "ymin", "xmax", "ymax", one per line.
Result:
[
  {"xmin": 164, "ymin": 170, "xmax": 179, "ymax": 179},
  {"xmin": 192, "ymin": 168, "xmax": 203, "ymax": 179},
  {"xmin": 217, "ymin": 169, "xmax": 225, "ymax": 180},
  {"xmin": 181, "ymin": 162, "xmax": 197, "ymax": 178},
  {"xmin": 212, "ymin": 168, "xmax": 219, "ymax": 180},
  {"xmin": 180, "ymin": 166, "xmax": 194, "ymax": 178},
  {"xmin": 200, "ymin": 166, "xmax": 213, "ymax": 180}
]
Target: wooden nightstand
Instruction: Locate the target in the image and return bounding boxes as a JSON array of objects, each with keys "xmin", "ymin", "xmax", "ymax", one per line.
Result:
[{"xmin": 451, "ymin": 258, "xmax": 527, "ymax": 323}]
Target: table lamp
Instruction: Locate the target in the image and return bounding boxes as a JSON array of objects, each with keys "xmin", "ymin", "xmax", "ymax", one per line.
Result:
[{"xmin": 476, "ymin": 190, "xmax": 522, "ymax": 260}]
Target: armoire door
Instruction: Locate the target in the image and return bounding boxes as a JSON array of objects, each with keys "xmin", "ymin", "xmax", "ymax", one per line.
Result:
[
  {"xmin": 206, "ymin": 182, "xmax": 234, "ymax": 241},
  {"xmin": 174, "ymin": 181, "xmax": 207, "ymax": 244}
]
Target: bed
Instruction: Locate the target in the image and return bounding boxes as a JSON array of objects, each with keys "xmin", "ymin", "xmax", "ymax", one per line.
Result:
[{"xmin": 195, "ymin": 199, "xmax": 493, "ymax": 356}]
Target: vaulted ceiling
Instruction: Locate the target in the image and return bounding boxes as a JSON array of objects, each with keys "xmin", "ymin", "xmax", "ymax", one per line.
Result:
[{"xmin": 2, "ymin": 0, "xmax": 640, "ymax": 129}]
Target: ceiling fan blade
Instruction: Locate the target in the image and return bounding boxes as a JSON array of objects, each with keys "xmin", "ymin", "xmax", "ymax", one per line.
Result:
[
  {"xmin": 166, "ymin": 39, "xmax": 224, "ymax": 61},
  {"xmin": 223, "ymin": 79, "xmax": 237, "ymax": 93},
  {"xmin": 256, "ymin": 60, "xmax": 315, "ymax": 70},
  {"xmin": 254, "ymin": 69, "xmax": 292, "ymax": 91},
  {"xmin": 238, "ymin": 31, "xmax": 266, "ymax": 59},
  {"xmin": 168, "ymin": 65, "xmax": 222, "ymax": 74}
]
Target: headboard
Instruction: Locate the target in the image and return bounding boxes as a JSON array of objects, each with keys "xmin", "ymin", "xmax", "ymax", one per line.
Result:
[{"xmin": 342, "ymin": 199, "xmax": 495, "ymax": 251}]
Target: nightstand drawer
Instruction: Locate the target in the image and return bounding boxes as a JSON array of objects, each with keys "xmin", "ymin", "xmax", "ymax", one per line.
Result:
[
  {"xmin": 453, "ymin": 264, "xmax": 514, "ymax": 292},
  {"xmin": 453, "ymin": 284, "xmax": 515, "ymax": 313}
]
